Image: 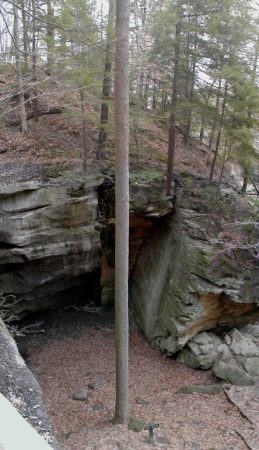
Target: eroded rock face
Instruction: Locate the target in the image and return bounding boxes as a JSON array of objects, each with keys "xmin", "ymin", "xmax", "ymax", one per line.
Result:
[
  {"xmin": 0, "ymin": 173, "xmax": 102, "ymax": 317},
  {"xmin": 131, "ymin": 176, "xmax": 259, "ymax": 354},
  {"xmin": 99, "ymin": 178, "xmax": 174, "ymax": 305}
]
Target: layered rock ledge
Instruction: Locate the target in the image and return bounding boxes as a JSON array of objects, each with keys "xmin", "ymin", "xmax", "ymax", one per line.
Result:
[{"xmin": 0, "ymin": 172, "xmax": 102, "ymax": 317}]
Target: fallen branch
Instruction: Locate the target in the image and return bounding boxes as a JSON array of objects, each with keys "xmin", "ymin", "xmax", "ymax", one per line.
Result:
[
  {"xmin": 63, "ymin": 304, "xmax": 102, "ymax": 314},
  {"xmin": 19, "ymin": 321, "xmax": 45, "ymax": 334},
  {"xmin": 6, "ymin": 106, "xmax": 65, "ymax": 127}
]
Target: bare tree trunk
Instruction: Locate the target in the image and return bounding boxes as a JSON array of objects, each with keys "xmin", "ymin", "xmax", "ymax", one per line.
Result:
[
  {"xmin": 183, "ymin": 12, "xmax": 191, "ymax": 145},
  {"xmin": 209, "ymin": 76, "xmax": 222, "ymax": 153},
  {"xmin": 242, "ymin": 36, "xmax": 259, "ymax": 192},
  {"xmin": 199, "ymin": 80, "xmax": 215, "ymax": 144},
  {"xmin": 143, "ymin": 72, "xmax": 150, "ymax": 108},
  {"xmin": 137, "ymin": 0, "xmax": 147, "ymax": 103},
  {"xmin": 241, "ymin": 169, "xmax": 248, "ymax": 193},
  {"xmin": 210, "ymin": 81, "xmax": 227, "ymax": 181},
  {"xmin": 21, "ymin": 0, "xmax": 28, "ymax": 72},
  {"xmin": 184, "ymin": 18, "xmax": 198, "ymax": 146},
  {"xmin": 219, "ymin": 137, "xmax": 228, "ymax": 185},
  {"xmin": 199, "ymin": 123, "xmax": 204, "ymax": 142},
  {"xmin": 79, "ymin": 87, "xmax": 87, "ymax": 174},
  {"xmin": 97, "ymin": 0, "xmax": 115, "ymax": 160},
  {"xmin": 46, "ymin": 0, "xmax": 55, "ymax": 76},
  {"xmin": 13, "ymin": 0, "xmax": 27, "ymax": 134},
  {"xmin": 166, "ymin": 18, "xmax": 181, "ymax": 196},
  {"xmin": 152, "ymin": 77, "xmax": 157, "ymax": 110},
  {"xmin": 113, "ymin": 0, "xmax": 130, "ymax": 425},
  {"xmin": 32, "ymin": 0, "xmax": 38, "ymax": 122}
]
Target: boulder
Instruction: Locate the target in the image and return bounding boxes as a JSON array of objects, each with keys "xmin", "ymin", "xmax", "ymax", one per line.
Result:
[
  {"xmin": 177, "ymin": 332, "xmax": 222, "ymax": 370},
  {"xmin": 177, "ymin": 327, "xmax": 259, "ymax": 385},
  {"xmin": 212, "ymin": 360, "xmax": 255, "ymax": 386}
]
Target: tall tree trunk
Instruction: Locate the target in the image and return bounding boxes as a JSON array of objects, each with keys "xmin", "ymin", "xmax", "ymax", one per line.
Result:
[
  {"xmin": 79, "ymin": 87, "xmax": 87, "ymax": 174},
  {"xmin": 137, "ymin": 0, "xmax": 147, "ymax": 103},
  {"xmin": 21, "ymin": 0, "xmax": 28, "ymax": 72},
  {"xmin": 219, "ymin": 137, "xmax": 228, "ymax": 185},
  {"xmin": 209, "ymin": 81, "xmax": 228, "ymax": 181},
  {"xmin": 209, "ymin": 76, "xmax": 222, "ymax": 153},
  {"xmin": 46, "ymin": 0, "xmax": 55, "ymax": 76},
  {"xmin": 200, "ymin": 80, "xmax": 215, "ymax": 144},
  {"xmin": 97, "ymin": 0, "xmax": 115, "ymax": 160},
  {"xmin": 114, "ymin": 0, "xmax": 130, "ymax": 425},
  {"xmin": 184, "ymin": 18, "xmax": 198, "ymax": 146},
  {"xmin": 241, "ymin": 168, "xmax": 248, "ymax": 193},
  {"xmin": 32, "ymin": 0, "xmax": 38, "ymax": 122},
  {"xmin": 252, "ymin": 37, "xmax": 259, "ymax": 84},
  {"xmin": 152, "ymin": 78, "xmax": 157, "ymax": 110},
  {"xmin": 183, "ymin": 12, "xmax": 191, "ymax": 145},
  {"xmin": 242, "ymin": 37, "xmax": 259, "ymax": 192},
  {"xmin": 199, "ymin": 123, "xmax": 204, "ymax": 142},
  {"xmin": 143, "ymin": 72, "xmax": 150, "ymax": 108},
  {"xmin": 13, "ymin": 0, "xmax": 27, "ymax": 134},
  {"xmin": 166, "ymin": 19, "xmax": 181, "ymax": 196}
]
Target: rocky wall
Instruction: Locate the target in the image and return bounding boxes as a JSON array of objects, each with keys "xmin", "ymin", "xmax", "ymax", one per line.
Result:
[
  {"xmin": 0, "ymin": 173, "xmax": 102, "ymax": 318},
  {"xmin": 130, "ymin": 176, "xmax": 259, "ymax": 354}
]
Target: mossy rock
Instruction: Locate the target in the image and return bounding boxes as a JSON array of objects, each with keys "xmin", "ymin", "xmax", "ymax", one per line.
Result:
[
  {"xmin": 128, "ymin": 416, "xmax": 147, "ymax": 432},
  {"xmin": 177, "ymin": 384, "xmax": 222, "ymax": 395}
]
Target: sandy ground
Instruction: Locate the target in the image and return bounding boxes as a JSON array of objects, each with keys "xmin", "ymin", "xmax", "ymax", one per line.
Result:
[{"xmin": 17, "ymin": 308, "xmax": 253, "ymax": 450}]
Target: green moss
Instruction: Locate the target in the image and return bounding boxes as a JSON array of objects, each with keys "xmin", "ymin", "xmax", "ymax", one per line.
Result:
[
  {"xmin": 130, "ymin": 166, "xmax": 165, "ymax": 185},
  {"xmin": 128, "ymin": 416, "xmax": 147, "ymax": 432}
]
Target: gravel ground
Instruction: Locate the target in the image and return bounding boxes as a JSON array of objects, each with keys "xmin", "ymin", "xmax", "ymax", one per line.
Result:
[{"xmin": 17, "ymin": 308, "xmax": 252, "ymax": 450}]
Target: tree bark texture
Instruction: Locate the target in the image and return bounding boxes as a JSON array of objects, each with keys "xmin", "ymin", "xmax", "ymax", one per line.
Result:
[
  {"xmin": 46, "ymin": 0, "xmax": 55, "ymax": 76},
  {"xmin": 32, "ymin": 0, "xmax": 39, "ymax": 122},
  {"xmin": 97, "ymin": 0, "xmax": 115, "ymax": 159},
  {"xmin": 166, "ymin": 20, "xmax": 181, "ymax": 196},
  {"xmin": 210, "ymin": 81, "xmax": 228, "ymax": 181},
  {"xmin": 13, "ymin": 1, "xmax": 27, "ymax": 134},
  {"xmin": 209, "ymin": 76, "xmax": 222, "ymax": 153},
  {"xmin": 184, "ymin": 17, "xmax": 198, "ymax": 146},
  {"xmin": 114, "ymin": 0, "xmax": 130, "ymax": 425},
  {"xmin": 79, "ymin": 87, "xmax": 87, "ymax": 174}
]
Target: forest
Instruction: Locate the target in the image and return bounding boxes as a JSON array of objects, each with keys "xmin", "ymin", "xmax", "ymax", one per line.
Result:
[
  {"xmin": 1, "ymin": 0, "xmax": 259, "ymax": 449},
  {"xmin": 1, "ymin": 0, "xmax": 259, "ymax": 185}
]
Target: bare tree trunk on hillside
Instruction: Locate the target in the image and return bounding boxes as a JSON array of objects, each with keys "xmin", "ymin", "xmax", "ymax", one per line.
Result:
[
  {"xmin": 210, "ymin": 81, "xmax": 228, "ymax": 181},
  {"xmin": 242, "ymin": 36, "xmax": 259, "ymax": 193},
  {"xmin": 166, "ymin": 18, "xmax": 181, "ymax": 196},
  {"xmin": 32, "ymin": 0, "xmax": 39, "ymax": 122},
  {"xmin": 199, "ymin": 80, "xmax": 215, "ymax": 144},
  {"xmin": 79, "ymin": 87, "xmax": 87, "ymax": 174},
  {"xmin": 21, "ymin": 0, "xmax": 29, "ymax": 72},
  {"xmin": 46, "ymin": 0, "xmax": 55, "ymax": 76},
  {"xmin": 13, "ymin": 0, "xmax": 27, "ymax": 134},
  {"xmin": 241, "ymin": 169, "xmax": 248, "ymax": 193},
  {"xmin": 113, "ymin": 0, "xmax": 130, "ymax": 425},
  {"xmin": 209, "ymin": 76, "xmax": 222, "ymax": 154},
  {"xmin": 97, "ymin": 0, "xmax": 115, "ymax": 160},
  {"xmin": 219, "ymin": 137, "xmax": 228, "ymax": 185},
  {"xmin": 183, "ymin": 12, "xmax": 191, "ymax": 145},
  {"xmin": 184, "ymin": 20, "xmax": 198, "ymax": 146}
]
